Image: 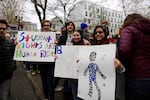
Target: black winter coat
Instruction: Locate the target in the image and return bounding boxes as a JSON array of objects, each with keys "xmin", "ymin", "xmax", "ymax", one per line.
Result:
[{"xmin": 0, "ymin": 39, "xmax": 16, "ymax": 82}]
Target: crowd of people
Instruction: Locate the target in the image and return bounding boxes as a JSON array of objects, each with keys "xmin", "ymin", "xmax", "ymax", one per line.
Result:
[{"xmin": 0, "ymin": 13, "xmax": 150, "ymax": 100}]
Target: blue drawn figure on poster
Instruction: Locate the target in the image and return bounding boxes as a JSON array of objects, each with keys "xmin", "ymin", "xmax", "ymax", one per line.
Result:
[{"xmin": 83, "ymin": 51, "xmax": 106, "ymax": 100}]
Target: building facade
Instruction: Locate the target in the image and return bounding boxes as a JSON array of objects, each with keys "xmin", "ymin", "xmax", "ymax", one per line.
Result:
[
  {"xmin": 50, "ymin": 16, "xmax": 64, "ymax": 31},
  {"xmin": 69, "ymin": 0, "xmax": 123, "ymax": 34},
  {"xmin": 23, "ymin": 21, "xmax": 37, "ymax": 31},
  {"xmin": 8, "ymin": 21, "xmax": 38, "ymax": 39}
]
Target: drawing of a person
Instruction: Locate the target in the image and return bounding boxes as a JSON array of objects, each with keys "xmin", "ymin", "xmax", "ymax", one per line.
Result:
[{"xmin": 84, "ymin": 51, "xmax": 106, "ymax": 100}]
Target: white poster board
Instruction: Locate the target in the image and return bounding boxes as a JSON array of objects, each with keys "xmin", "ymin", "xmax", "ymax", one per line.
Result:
[
  {"xmin": 54, "ymin": 45, "xmax": 80, "ymax": 79},
  {"xmin": 13, "ymin": 31, "xmax": 56, "ymax": 62},
  {"xmin": 77, "ymin": 44, "xmax": 116, "ymax": 100}
]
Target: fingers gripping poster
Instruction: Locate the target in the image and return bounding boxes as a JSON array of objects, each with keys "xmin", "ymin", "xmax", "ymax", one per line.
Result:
[
  {"xmin": 13, "ymin": 31, "xmax": 56, "ymax": 62},
  {"xmin": 77, "ymin": 45, "xmax": 116, "ymax": 100}
]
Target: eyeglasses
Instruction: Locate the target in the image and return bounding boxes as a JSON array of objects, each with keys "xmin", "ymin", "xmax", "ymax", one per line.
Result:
[
  {"xmin": 95, "ymin": 31, "xmax": 104, "ymax": 35},
  {"xmin": 43, "ymin": 25, "xmax": 50, "ymax": 27},
  {"xmin": 0, "ymin": 27, "xmax": 6, "ymax": 30}
]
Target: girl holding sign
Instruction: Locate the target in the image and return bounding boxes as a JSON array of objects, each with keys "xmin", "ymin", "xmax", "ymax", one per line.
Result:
[
  {"xmin": 71, "ymin": 29, "xmax": 90, "ymax": 100},
  {"xmin": 91, "ymin": 25, "xmax": 125, "ymax": 100}
]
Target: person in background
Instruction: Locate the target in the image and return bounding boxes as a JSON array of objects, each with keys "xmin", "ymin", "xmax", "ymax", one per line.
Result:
[
  {"xmin": 54, "ymin": 26, "xmax": 66, "ymax": 92},
  {"xmin": 101, "ymin": 20, "xmax": 110, "ymax": 37},
  {"xmin": 108, "ymin": 24, "xmax": 124, "ymax": 44},
  {"xmin": 57, "ymin": 21, "xmax": 90, "ymax": 100},
  {"xmin": 80, "ymin": 22, "xmax": 90, "ymax": 40},
  {"xmin": 58, "ymin": 21, "xmax": 75, "ymax": 45},
  {"xmin": 57, "ymin": 21, "xmax": 76, "ymax": 100},
  {"xmin": 38, "ymin": 20, "xmax": 55, "ymax": 100},
  {"xmin": 118, "ymin": 13, "xmax": 150, "ymax": 100},
  {"xmin": 91, "ymin": 25, "xmax": 125, "ymax": 100},
  {"xmin": 88, "ymin": 33, "xmax": 94, "ymax": 42},
  {"xmin": 0, "ymin": 19, "xmax": 16, "ymax": 100}
]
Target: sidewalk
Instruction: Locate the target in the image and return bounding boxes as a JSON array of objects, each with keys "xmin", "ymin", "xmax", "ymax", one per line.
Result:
[
  {"xmin": 10, "ymin": 61, "xmax": 38, "ymax": 100},
  {"xmin": 26, "ymin": 72, "xmax": 45, "ymax": 100},
  {"xmin": 21, "ymin": 62, "xmax": 63, "ymax": 100}
]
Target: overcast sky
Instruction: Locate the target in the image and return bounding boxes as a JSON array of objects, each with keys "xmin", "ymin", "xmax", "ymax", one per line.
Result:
[
  {"xmin": 23, "ymin": 0, "xmax": 121, "ymax": 29},
  {"xmin": 90, "ymin": 0, "xmax": 121, "ymax": 10}
]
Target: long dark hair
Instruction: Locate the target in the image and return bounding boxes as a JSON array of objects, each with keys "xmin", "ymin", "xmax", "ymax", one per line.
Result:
[
  {"xmin": 92, "ymin": 25, "xmax": 109, "ymax": 45},
  {"xmin": 72, "ymin": 29, "xmax": 84, "ymax": 45},
  {"xmin": 123, "ymin": 13, "xmax": 145, "ymax": 27}
]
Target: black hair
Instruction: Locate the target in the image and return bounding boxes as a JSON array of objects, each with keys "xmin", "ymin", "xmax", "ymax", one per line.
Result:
[
  {"xmin": 41, "ymin": 20, "xmax": 51, "ymax": 27},
  {"xmin": 93, "ymin": 25, "xmax": 109, "ymax": 39},
  {"xmin": 72, "ymin": 29, "xmax": 84, "ymax": 45},
  {"xmin": 0, "ymin": 19, "xmax": 8, "ymax": 27},
  {"xmin": 65, "ymin": 21, "xmax": 75, "ymax": 32}
]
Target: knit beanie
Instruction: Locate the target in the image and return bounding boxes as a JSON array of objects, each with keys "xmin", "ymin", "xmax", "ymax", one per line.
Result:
[{"xmin": 80, "ymin": 23, "xmax": 88, "ymax": 29}]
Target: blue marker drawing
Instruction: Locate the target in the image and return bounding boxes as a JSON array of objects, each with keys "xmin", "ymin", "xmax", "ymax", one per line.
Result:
[{"xmin": 83, "ymin": 51, "xmax": 106, "ymax": 100}]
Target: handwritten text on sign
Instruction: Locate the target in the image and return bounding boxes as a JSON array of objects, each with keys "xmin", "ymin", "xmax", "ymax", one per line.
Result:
[{"xmin": 14, "ymin": 31, "xmax": 56, "ymax": 62}]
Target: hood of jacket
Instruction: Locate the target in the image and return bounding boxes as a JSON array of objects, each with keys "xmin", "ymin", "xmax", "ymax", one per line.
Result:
[{"xmin": 132, "ymin": 19, "xmax": 150, "ymax": 35}]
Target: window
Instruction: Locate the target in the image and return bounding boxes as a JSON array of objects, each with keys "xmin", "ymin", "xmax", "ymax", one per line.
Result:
[
  {"xmin": 89, "ymin": 5, "xmax": 91, "ymax": 10},
  {"xmin": 84, "ymin": 18, "xmax": 86, "ymax": 22},
  {"xmin": 97, "ymin": 8, "xmax": 99, "ymax": 13},
  {"xmin": 88, "ymin": 19, "xmax": 91, "ymax": 23},
  {"xmin": 90, "ymin": 12, "xmax": 92, "ymax": 17},
  {"xmin": 85, "ymin": 11, "xmax": 88, "ymax": 16},
  {"xmin": 84, "ymin": 4, "xmax": 87, "ymax": 9}
]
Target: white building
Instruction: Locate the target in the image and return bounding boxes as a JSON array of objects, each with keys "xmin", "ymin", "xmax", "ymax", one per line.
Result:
[
  {"xmin": 69, "ymin": 0, "xmax": 123, "ymax": 34},
  {"xmin": 8, "ymin": 21, "xmax": 38, "ymax": 39},
  {"xmin": 23, "ymin": 21, "xmax": 37, "ymax": 31},
  {"xmin": 50, "ymin": 16, "xmax": 64, "ymax": 31}
]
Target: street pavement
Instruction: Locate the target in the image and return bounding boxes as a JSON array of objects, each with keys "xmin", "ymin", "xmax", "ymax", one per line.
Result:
[
  {"xmin": 9, "ymin": 61, "xmax": 63, "ymax": 100},
  {"xmin": 9, "ymin": 61, "xmax": 38, "ymax": 100}
]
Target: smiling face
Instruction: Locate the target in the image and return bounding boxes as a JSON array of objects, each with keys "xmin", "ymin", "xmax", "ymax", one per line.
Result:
[
  {"xmin": 94, "ymin": 27, "xmax": 105, "ymax": 41},
  {"xmin": 73, "ymin": 31, "xmax": 82, "ymax": 42}
]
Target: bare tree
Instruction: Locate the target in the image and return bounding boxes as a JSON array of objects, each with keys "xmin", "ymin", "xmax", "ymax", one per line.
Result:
[
  {"xmin": 120, "ymin": 0, "xmax": 127, "ymax": 16},
  {"xmin": 0, "ymin": 0, "xmax": 23, "ymax": 24},
  {"xmin": 120, "ymin": 0, "xmax": 150, "ymax": 17},
  {"xmin": 30, "ymin": 0, "xmax": 83, "ymax": 25},
  {"xmin": 30, "ymin": 0, "xmax": 48, "ymax": 27},
  {"xmin": 47, "ymin": 0, "xmax": 82, "ymax": 24},
  {"xmin": 46, "ymin": 1, "xmax": 64, "ymax": 24}
]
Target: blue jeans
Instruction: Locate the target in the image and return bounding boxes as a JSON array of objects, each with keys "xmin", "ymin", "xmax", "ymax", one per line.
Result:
[
  {"xmin": 0, "ymin": 79, "xmax": 11, "ymax": 100},
  {"xmin": 126, "ymin": 78, "xmax": 150, "ymax": 100}
]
